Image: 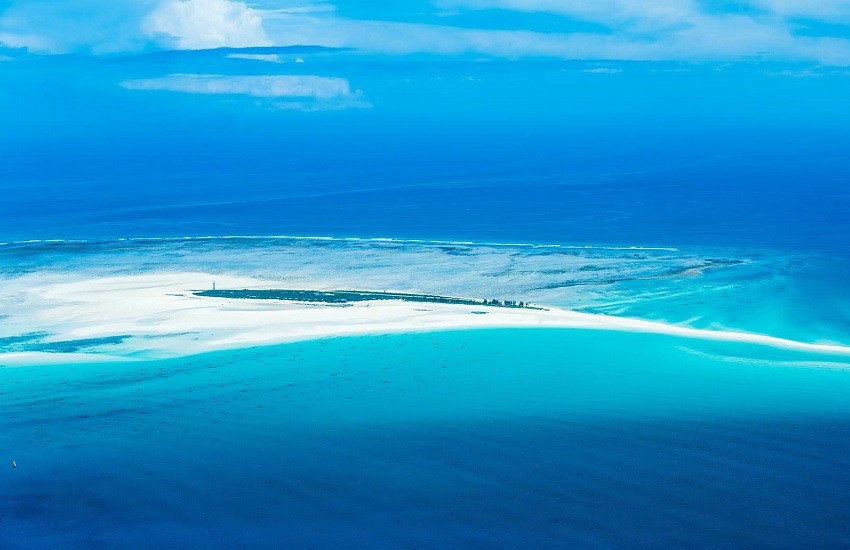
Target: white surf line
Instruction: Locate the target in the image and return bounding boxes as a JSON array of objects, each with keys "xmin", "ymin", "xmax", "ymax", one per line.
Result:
[
  {"xmin": 4, "ymin": 234, "xmax": 682, "ymax": 252},
  {"xmin": 568, "ymin": 311, "xmax": 850, "ymax": 356}
]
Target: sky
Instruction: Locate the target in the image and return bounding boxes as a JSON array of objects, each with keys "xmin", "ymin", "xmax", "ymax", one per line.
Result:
[
  {"xmin": 2, "ymin": 1, "xmax": 848, "ymax": 135},
  {"xmin": 3, "ymin": 0, "xmax": 850, "ymax": 62},
  {"xmin": 3, "ymin": 0, "xmax": 850, "ymax": 129},
  {"xmin": 1, "ymin": 1, "xmax": 849, "ymax": 246}
]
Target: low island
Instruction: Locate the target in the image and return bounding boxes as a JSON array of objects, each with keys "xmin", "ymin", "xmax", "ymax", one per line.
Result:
[
  {"xmin": 2, "ymin": 272, "xmax": 847, "ymax": 366},
  {"xmin": 194, "ymin": 288, "xmax": 541, "ymax": 309}
]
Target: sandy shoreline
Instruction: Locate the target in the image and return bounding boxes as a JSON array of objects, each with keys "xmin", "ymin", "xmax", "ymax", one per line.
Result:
[{"xmin": 2, "ymin": 271, "xmax": 849, "ymax": 366}]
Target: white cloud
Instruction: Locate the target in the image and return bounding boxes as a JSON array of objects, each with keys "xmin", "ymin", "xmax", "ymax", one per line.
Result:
[
  {"xmin": 0, "ymin": 1, "xmax": 158, "ymax": 54},
  {"xmin": 768, "ymin": 65, "xmax": 850, "ymax": 77},
  {"xmin": 0, "ymin": 31, "xmax": 57, "ymax": 53},
  {"xmin": 226, "ymin": 53, "xmax": 283, "ymax": 62},
  {"xmin": 424, "ymin": 0, "xmax": 850, "ymax": 64},
  {"xmin": 143, "ymin": 0, "xmax": 271, "ymax": 49},
  {"xmin": 436, "ymin": 0, "xmax": 850, "ymax": 25},
  {"xmin": 583, "ymin": 67, "xmax": 622, "ymax": 74},
  {"xmin": 751, "ymin": 0, "xmax": 850, "ymax": 21},
  {"xmin": 436, "ymin": 0, "xmax": 699, "ymax": 31},
  {"xmin": 120, "ymin": 73, "xmax": 369, "ymax": 109},
  {"xmin": 258, "ymin": 11, "xmax": 850, "ymax": 65},
  {"xmin": 263, "ymin": 3, "xmax": 337, "ymax": 15},
  {"xmin": 3, "ymin": 0, "xmax": 850, "ymax": 65},
  {"xmin": 122, "ymin": 73, "xmax": 347, "ymax": 97}
]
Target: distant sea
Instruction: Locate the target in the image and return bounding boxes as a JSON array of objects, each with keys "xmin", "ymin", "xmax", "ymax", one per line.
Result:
[
  {"xmin": 3, "ymin": 129, "xmax": 850, "ymax": 546},
  {"xmin": 3, "ymin": 151, "xmax": 849, "ymax": 252}
]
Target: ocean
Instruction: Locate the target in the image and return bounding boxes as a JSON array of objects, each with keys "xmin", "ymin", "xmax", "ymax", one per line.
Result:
[
  {"xmin": 1, "ymin": 234, "xmax": 850, "ymax": 546},
  {"xmin": 2, "ymin": 54, "xmax": 850, "ymax": 547},
  {"xmin": 3, "ymin": 329, "xmax": 850, "ymax": 547}
]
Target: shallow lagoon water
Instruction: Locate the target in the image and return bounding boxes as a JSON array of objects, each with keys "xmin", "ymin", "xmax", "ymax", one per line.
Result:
[
  {"xmin": 3, "ymin": 328, "xmax": 850, "ymax": 547},
  {"xmin": 2, "ymin": 236, "xmax": 849, "ymax": 349}
]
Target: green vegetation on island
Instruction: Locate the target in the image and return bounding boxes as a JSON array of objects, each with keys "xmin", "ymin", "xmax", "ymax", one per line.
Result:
[{"xmin": 195, "ymin": 288, "xmax": 542, "ymax": 309}]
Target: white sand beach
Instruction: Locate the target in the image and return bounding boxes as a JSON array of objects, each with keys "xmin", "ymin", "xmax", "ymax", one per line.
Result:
[{"xmin": 2, "ymin": 271, "xmax": 850, "ymax": 365}]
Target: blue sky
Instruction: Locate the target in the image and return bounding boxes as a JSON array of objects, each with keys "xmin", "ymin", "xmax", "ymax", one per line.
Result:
[
  {"xmin": 2, "ymin": 1, "xmax": 850, "ymax": 246},
  {"xmin": 3, "ymin": 0, "xmax": 850, "ymax": 62},
  {"xmin": 2, "ymin": 0, "xmax": 850, "ymax": 122},
  {"xmin": 3, "ymin": 0, "xmax": 850, "ymax": 119}
]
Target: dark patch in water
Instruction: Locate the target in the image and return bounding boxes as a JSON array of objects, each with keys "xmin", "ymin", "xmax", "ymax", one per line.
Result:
[
  {"xmin": 26, "ymin": 335, "xmax": 132, "ymax": 353},
  {"xmin": 0, "ymin": 332, "xmax": 50, "ymax": 349}
]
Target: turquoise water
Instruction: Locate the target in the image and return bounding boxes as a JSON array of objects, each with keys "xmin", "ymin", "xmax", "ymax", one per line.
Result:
[
  {"xmin": 4, "ymin": 40, "xmax": 850, "ymax": 548},
  {"xmin": 2, "ymin": 237, "xmax": 849, "ymax": 349},
  {"xmin": 4, "ymin": 329, "xmax": 850, "ymax": 547}
]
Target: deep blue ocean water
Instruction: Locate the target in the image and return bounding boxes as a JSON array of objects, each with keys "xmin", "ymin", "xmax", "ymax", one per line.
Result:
[
  {"xmin": 2, "ymin": 53, "xmax": 850, "ymax": 547},
  {"xmin": 2, "ymin": 57, "xmax": 850, "ymax": 252},
  {"xmin": 3, "ymin": 329, "xmax": 850, "ymax": 547}
]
